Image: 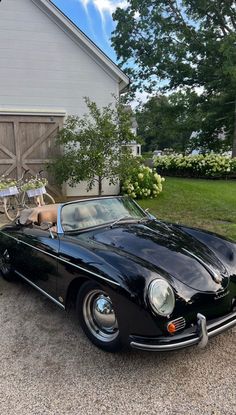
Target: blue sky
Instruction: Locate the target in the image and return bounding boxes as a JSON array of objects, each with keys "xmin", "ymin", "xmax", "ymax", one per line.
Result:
[{"xmin": 52, "ymin": 0, "xmax": 126, "ymax": 63}]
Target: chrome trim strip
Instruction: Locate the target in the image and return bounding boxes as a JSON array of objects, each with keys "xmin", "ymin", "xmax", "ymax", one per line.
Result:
[
  {"xmin": 57, "ymin": 204, "xmax": 64, "ymax": 235},
  {"xmin": 0, "ymin": 232, "xmax": 19, "ymax": 243},
  {"xmin": 60, "ymin": 196, "xmax": 125, "ymax": 207},
  {"xmin": 15, "ymin": 270, "xmax": 65, "ymax": 309},
  {"xmin": 130, "ymin": 312, "xmax": 236, "ymax": 351},
  {"xmin": 0, "ymin": 231, "xmax": 120, "ymax": 287},
  {"xmin": 168, "ymin": 316, "xmax": 186, "ymax": 331}
]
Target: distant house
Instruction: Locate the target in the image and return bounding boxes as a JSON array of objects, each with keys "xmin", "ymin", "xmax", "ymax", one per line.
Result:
[
  {"xmin": 153, "ymin": 150, "xmax": 163, "ymax": 157},
  {"xmin": 0, "ymin": 0, "xmax": 129, "ymax": 196},
  {"xmin": 124, "ymin": 106, "xmax": 141, "ymax": 157},
  {"xmin": 127, "ymin": 142, "xmax": 141, "ymax": 157}
]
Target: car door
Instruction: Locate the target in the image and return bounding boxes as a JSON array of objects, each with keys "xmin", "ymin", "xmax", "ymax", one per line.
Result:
[{"xmin": 15, "ymin": 225, "xmax": 59, "ymax": 299}]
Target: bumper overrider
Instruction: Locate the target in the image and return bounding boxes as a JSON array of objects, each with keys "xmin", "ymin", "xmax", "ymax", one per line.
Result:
[{"xmin": 129, "ymin": 311, "xmax": 236, "ymax": 351}]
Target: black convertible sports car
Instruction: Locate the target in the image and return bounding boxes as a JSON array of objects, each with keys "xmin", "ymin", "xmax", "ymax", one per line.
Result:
[{"xmin": 0, "ymin": 196, "xmax": 236, "ymax": 352}]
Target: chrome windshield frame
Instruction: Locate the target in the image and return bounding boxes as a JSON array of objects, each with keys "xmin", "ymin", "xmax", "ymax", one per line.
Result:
[
  {"xmin": 56, "ymin": 196, "xmax": 151, "ymax": 235},
  {"xmin": 57, "ymin": 203, "xmax": 64, "ymax": 235}
]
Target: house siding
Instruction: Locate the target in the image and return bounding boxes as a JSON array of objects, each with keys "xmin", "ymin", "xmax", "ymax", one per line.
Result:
[
  {"xmin": 0, "ymin": 0, "xmax": 120, "ymax": 115},
  {"xmin": 0, "ymin": 0, "xmax": 122, "ymax": 196}
]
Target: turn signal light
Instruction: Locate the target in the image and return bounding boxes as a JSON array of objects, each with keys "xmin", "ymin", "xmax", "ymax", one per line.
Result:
[
  {"xmin": 167, "ymin": 322, "xmax": 176, "ymax": 334},
  {"xmin": 167, "ymin": 317, "xmax": 186, "ymax": 334}
]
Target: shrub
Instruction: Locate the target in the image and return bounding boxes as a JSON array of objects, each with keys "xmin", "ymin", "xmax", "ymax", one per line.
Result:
[
  {"xmin": 121, "ymin": 165, "xmax": 165, "ymax": 199},
  {"xmin": 49, "ymin": 97, "xmax": 138, "ymax": 196},
  {"xmin": 154, "ymin": 154, "xmax": 236, "ymax": 178}
]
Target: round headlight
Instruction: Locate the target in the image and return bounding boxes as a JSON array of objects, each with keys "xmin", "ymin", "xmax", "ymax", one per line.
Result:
[{"xmin": 148, "ymin": 279, "xmax": 175, "ymax": 317}]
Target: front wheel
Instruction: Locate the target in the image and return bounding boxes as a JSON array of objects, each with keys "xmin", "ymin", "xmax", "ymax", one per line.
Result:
[{"xmin": 76, "ymin": 281, "xmax": 123, "ymax": 352}]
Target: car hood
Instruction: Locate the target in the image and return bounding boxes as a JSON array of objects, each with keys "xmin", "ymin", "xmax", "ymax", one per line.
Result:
[{"xmin": 91, "ymin": 220, "xmax": 229, "ymax": 292}]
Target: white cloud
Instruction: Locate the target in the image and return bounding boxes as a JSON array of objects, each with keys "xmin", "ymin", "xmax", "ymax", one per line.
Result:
[
  {"xmin": 130, "ymin": 91, "xmax": 151, "ymax": 109},
  {"xmin": 80, "ymin": 0, "xmax": 128, "ymax": 20},
  {"xmin": 78, "ymin": 0, "xmax": 128, "ymax": 47}
]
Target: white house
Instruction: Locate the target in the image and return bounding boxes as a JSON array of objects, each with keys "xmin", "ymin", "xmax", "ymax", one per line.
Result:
[{"xmin": 0, "ymin": 0, "xmax": 129, "ymax": 197}]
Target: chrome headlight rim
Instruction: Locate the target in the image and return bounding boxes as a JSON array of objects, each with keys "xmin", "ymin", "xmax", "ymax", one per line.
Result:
[{"xmin": 148, "ymin": 278, "xmax": 175, "ymax": 317}]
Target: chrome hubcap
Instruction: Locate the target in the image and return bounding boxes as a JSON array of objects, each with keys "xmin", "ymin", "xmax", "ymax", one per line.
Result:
[{"xmin": 83, "ymin": 289, "xmax": 119, "ymax": 342}]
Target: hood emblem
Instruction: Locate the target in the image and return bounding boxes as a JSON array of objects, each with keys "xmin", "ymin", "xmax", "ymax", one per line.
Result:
[
  {"xmin": 214, "ymin": 290, "xmax": 229, "ymax": 300},
  {"xmin": 211, "ymin": 271, "xmax": 223, "ymax": 284}
]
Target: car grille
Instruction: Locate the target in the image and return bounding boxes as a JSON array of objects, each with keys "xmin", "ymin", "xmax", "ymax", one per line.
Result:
[{"xmin": 169, "ymin": 317, "xmax": 186, "ymax": 331}]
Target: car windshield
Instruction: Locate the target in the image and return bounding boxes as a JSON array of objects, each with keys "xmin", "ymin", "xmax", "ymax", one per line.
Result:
[{"xmin": 61, "ymin": 197, "xmax": 146, "ymax": 232}]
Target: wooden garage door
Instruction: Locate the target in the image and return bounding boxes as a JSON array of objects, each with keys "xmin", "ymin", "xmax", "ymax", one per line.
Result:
[{"xmin": 0, "ymin": 114, "xmax": 64, "ymax": 196}]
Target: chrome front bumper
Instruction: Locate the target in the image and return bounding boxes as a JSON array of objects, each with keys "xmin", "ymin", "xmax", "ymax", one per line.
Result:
[{"xmin": 130, "ymin": 311, "xmax": 236, "ymax": 352}]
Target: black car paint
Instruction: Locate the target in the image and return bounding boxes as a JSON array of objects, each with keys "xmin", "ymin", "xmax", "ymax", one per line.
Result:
[
  {"xmin": 91, "ymin": 221, "xmax": 229, "ymax": 292},
  {"xmin": 1, "ymin": 216, "xmax": 236, "ymax": 347}
]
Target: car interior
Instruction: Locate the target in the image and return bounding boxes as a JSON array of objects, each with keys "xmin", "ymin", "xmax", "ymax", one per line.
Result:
[
  {"xmin": 18, "ymin": 203, "xmax": 103, "ymax": 232},
  {"xmin": 19, "ymin": 204, "xmax": 59, "ymax": 230}
]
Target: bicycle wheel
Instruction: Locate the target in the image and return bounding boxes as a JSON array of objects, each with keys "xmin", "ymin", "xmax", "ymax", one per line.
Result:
[
  {"xmin": 23, "ymin": 193, "xmax": 55, "ymax": 207},
  {"xmin": 22, "ymin": 192, "xmax": 38, "ymax": 209},
  {"xmin": 4, "ymin": 196, "xmax": 20, "ymax": 221},
  {"xmin": 42, "ymin": 192, "xmax": 55, "ymax": 205},
  {"xmin": 0, "ymin": 199, "xmax": 5, "ymax": 215}
]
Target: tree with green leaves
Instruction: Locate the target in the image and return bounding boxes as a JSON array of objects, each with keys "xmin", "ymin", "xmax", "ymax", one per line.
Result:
[
  {"xmin": 136, "ymin": 91, "xmax": 202, "ymax": 153},
  {"xmin": 50, "ymin": 98, "xmax": 139, "ymax": 196},
  {"xmin": 112, "ymin": 1, "xmax": 236, "ymax": 156}
]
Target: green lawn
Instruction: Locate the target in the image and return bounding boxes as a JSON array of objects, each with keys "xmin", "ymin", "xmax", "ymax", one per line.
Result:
[{"xmin": 139, "ymin": 177, "xmax": 236, "ymax": 241}]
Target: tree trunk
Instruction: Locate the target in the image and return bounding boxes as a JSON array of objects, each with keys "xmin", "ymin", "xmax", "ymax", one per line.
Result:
[
  {"xmin": 232, "ymin": 99, "xmax": 236, "ymax": 158},
  {"xmin": 98, "ymin": 176, "xmax": 102, "ymax": 196}
]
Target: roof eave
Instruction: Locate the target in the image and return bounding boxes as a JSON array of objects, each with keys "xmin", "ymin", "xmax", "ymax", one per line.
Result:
[{"xmin": 119, "ymin": 79, "xmax": 130, "ymax": 94}]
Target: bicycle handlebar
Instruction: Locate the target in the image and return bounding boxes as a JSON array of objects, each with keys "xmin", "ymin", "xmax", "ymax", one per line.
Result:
[
  {"xmin": 4, "ymin": 168, "xmax": 45, "ymax": 184},
  {"xmin": 17, "ymin": 169, "xmax": 30, "ymax": 183}
]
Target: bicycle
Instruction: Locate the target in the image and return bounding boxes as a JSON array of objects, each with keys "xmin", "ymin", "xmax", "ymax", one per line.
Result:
[
  {"xmin": 0, "ymin": 193, "xmax": 21, "ymax": 222},
  {"xmin": 0, "ymin": 170, "xmax": 55, "ymax": 222},
  {"xmin": 23, "ymin": 170, "xmax": 55, "ymax": 208},
  {"xmin": 0, "ymin": 171, "xmax": 27, "ymax": 221}
]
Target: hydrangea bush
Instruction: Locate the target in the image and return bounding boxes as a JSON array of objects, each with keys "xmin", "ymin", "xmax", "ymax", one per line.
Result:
[
  {"xmin": 121, "ymin": 165, "xmax": 165, "ymax": 199},
  {"xmin": 154, "ymin": 154, "xmax": 236, "ymax": 178}
]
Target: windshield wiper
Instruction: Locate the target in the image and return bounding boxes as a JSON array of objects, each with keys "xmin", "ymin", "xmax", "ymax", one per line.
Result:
[
  {"xmin": 110, "ymin": 215, "xmax": 135, "ymax": 228},
  {"xmin": 138, "ymin": 217, "xmax": 150, "ymax": 223}
]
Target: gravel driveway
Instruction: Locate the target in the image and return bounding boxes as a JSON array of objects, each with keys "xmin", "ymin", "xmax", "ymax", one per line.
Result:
[
  {"xmin": 0, "ymin": 275, "xmax": 235, "ymax": 415},
  {"xmin": 0, "ymin": 215, "xmax": 235, "ymax": 415}
]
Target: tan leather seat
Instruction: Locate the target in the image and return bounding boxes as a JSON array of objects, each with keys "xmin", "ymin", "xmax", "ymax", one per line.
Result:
[
  {"xmin": 38, "ymin": 207, "xmax": 57, "ymax": 226},
  {"xmin": 26, "ymin": 204, "xmax": 59, "ymax": 226},
  {"xmin": 74, "ymin": 205, "xmax": 97, "ymax": 220}
]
